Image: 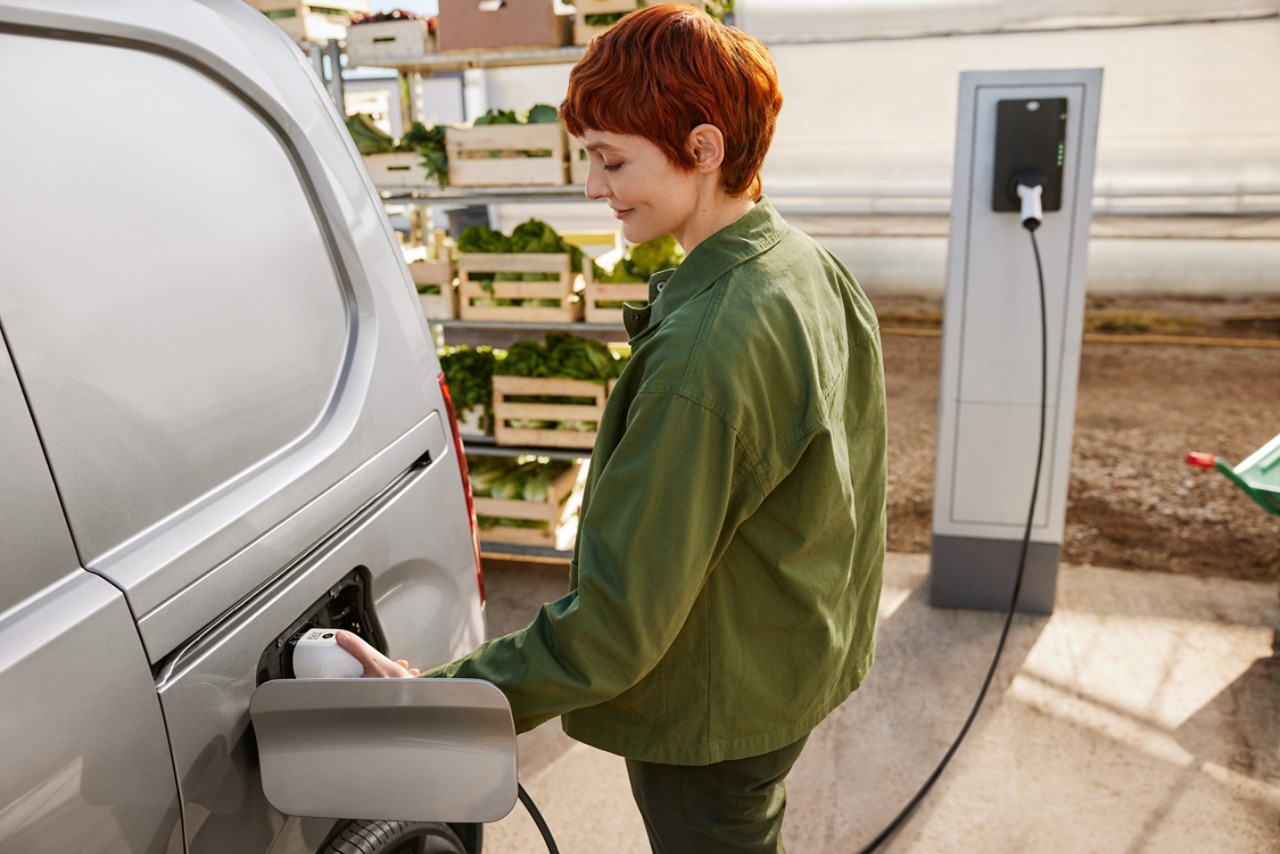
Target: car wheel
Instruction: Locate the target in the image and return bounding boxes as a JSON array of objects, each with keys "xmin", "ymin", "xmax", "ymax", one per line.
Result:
[{"xmin": 322, "ymin": 820, "xmax": 467, "ymax": 854}]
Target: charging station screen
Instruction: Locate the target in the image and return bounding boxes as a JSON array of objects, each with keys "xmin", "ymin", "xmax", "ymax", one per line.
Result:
[{"xmin": 991, "ymin": 98, "xmax": 1067, "ymax": 212}]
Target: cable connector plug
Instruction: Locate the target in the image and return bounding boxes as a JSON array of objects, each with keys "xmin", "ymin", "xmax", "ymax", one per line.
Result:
[{"xmin": 1013, "ymin": 171, "xmax": 1046, "ymax": 232}]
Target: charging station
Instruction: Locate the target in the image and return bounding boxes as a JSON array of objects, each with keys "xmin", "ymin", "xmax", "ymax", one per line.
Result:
[{"xmin": 930, "ymin": 69, "xmax": 1103, "ymax": 615}]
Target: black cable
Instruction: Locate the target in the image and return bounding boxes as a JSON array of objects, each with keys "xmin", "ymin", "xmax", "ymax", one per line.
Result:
[
  {"xmin": 518, "ymin": 782, "xmax": 560, "ymax": 854},
  {"xmin": 859, "ymin": 224, "xmax": 1049, "ymax": 853}
]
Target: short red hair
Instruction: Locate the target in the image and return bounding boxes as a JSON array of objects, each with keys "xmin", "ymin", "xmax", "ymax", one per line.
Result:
[{"xmin": 559, "ymin": 4, "xmax": 783, "ymax": 199}]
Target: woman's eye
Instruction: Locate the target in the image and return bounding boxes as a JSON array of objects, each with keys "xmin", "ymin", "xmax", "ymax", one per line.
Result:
[{"xmin": 602, "ymin": 161, "xmax": 621, "ymax": 172}]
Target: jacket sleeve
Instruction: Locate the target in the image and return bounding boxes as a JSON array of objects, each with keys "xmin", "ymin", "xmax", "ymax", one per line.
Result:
[{"xmin": 423, "ymin": 390, "xmax": 756, "ymax": 733}]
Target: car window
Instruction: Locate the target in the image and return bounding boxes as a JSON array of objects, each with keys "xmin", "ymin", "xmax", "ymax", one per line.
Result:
[{"xmin": 0, "ymin": 33, "xmax": 347, "ymax": 565}]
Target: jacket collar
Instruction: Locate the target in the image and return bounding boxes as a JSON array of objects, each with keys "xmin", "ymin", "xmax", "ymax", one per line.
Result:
[{"xmin": 622, "ymin": 197, "xmax": 788, "ymax": 340}]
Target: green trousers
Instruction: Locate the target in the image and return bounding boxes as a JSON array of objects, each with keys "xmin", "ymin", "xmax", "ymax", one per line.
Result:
[{"xmin": 624, "ymin": 735, "xmax": 810, "ymax": 854}]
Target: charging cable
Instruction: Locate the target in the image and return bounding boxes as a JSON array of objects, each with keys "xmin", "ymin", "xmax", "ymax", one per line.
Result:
[
  {"xmin": 859, "ymin": 191, "xmax": 1050, "ymax": 852},
  {"xmin": 518, "ymin": 783, "xmax": 560, "ymax": 854},
  {"xmin": 477, "ymin": 178, "xmax": 1050, "ymax": 854}
]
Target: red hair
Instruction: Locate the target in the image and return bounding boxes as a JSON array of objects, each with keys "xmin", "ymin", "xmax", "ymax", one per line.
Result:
[{"xmin": 559, "ymin": 4, "xmax": 783, "ymax": 199}]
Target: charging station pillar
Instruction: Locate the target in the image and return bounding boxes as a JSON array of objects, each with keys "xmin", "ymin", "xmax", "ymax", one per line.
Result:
[{"xmin": 930, "ymin": 69, "xmax": 1103, "ymax": 615}]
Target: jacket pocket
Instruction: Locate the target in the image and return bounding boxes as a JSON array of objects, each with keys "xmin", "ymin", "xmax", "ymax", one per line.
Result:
[{"xmin": 605, "ymin": 659, "xmax": 667, "ymax": 723}]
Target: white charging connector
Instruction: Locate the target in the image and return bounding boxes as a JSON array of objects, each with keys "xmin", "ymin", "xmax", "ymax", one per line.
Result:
[
  {"xmin": 1015, "ymin": 176, "xmax": 1045, "ymax": 231},
  {"xmin": 290, "ymin": 628, "xmax": 364, "ymax": 679}
]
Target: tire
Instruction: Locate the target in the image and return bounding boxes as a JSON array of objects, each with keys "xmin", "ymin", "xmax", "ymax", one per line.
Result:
[{"xmin": 322, "ymin": 820, "xmax": 467, "ymax": 854}]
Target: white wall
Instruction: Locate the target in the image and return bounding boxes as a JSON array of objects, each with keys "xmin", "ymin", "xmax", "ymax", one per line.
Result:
[
  {"xmin": 761, "ymin": 17, "xmax": 1280, "ymax": 213},
  {"xmin": 458, "ymin": 11, "xmax": 1280, "ymax": 295}
]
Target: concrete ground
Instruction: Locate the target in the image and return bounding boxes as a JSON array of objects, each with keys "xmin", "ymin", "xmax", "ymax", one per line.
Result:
[{"xmin": 477, "ymin": 554, "xmax": 1280, "ymax": 853}]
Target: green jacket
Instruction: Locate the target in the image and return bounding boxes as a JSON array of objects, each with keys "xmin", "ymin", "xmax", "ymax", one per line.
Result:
[{"xmin": 428, "ymin": 198, "xmax": 887, "ymax": 765}]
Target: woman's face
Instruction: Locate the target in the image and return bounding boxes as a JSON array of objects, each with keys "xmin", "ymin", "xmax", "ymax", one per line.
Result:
[{"xmin": 580, "ymin": 129, "xmax": 701, "ymax": 248}]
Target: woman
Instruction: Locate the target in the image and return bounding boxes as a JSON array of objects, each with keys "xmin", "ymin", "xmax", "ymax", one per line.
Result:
[{"xmin": 340, "ymin": 6, "xmax": 887, "ymax": 851}]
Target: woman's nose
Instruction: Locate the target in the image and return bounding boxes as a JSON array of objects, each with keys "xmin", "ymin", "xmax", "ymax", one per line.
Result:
[{"xmin": 584, "ymin": 159, "xmax": 608, "ymax": 201}]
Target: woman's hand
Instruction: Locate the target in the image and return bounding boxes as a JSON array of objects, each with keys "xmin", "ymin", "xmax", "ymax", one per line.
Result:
[{"xmin": 334, "ymin": 630, "xmax": 421, "ymax": 678}]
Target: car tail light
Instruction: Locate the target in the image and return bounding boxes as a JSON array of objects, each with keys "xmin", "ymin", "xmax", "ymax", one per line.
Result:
[{"xmin": 438, "ymin": 371, "xmax": 484, "ymax": 605}]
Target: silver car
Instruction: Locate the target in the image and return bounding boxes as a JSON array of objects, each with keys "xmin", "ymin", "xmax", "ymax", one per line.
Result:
[{"xmin": 0, "ymin": 2, "xmax": 510, "ymax": 851}]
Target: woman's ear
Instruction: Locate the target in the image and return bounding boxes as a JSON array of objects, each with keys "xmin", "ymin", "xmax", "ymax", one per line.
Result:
[{"xmin": 687, "ymin": 124, "xmax": 726, "ymax": 174}]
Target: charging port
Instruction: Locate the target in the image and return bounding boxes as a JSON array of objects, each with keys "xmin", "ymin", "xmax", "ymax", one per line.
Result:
[{"xmin": 256, "ymin": 568, "xmax": 387, "ymax": 684}]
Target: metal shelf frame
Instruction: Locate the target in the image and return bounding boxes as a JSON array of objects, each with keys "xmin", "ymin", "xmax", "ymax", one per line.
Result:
[
  {"xmin": 460, "ymin": 436, "xmax": 589, "ymax": 462},
  {"xmin": 358, "ymin": 45, "xmax": 586, "ymax": 75}
]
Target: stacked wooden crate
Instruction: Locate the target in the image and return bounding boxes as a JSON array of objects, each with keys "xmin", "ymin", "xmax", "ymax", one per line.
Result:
[
  {"xmin": 582, "ymin": 262, "xmax": 649, "ymax": 325},
  {"xmin": 445, "ymin": 123, "xmax": 568, "ymax": 188},
  {"xmin": 346, "ymin": 16, "xmax": 434, "ymax": 65},
  {"xmin": 472, "ymin": 460, "xmax": 584, "ymax": 548},
  {"xmin": 409, "ymin": 258, "xmax": 455, "ymax": 320},
  {"xmin": 363, "ymin": 151, "xmax": 435, "ymax": 190},
  {"xmin": 492, "ymin": 377, "xmax": 610, "ymax": 451},
  {"xmin": 248, "ymin": 0, "xmax": 367, "ymax": 43},
  {"xmin": 436, "ymin": 0, "xmax": 572, "ymax": 51},
  {"xmin": 456, "ymin": 252, "xmax": 583, "ymax": 323}
]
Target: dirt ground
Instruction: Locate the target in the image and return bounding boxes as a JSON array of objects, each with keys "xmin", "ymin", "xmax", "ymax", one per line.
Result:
[{"xmin": 874, "ymin": 292, "xmax": 1280, "ymax": 584}]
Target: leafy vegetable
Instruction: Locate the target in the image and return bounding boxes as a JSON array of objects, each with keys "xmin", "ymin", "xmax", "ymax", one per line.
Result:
[
  {"xmin": 510, "ymin": 219, "xmax": 586, "ymax": 278},
  {"xmin": 629, "ymin": 234, "xmax": 684, "ymax": 278},
  {"xmin": 495, "ymin": 334, "xmax": 626, "ymax": 385},
  {"xmin": 545, "ymin": 333, "xmax": 618, "ymax": 383},
  {"xmin": 474, "ymin": 108, "xmax": 519, "ymax": 126},
  {"xmin": 594, "ymin": 234, "xmax": 684, "ymax": 283},
  {"xmin": 439, "ymin": 346, "xmax": 496, "ymax": 430},
  {"xmin": 497, "ymin": 340, "xmax": 551, "ymax": 378},
  {"xmin": 457, "ymin": 220, "xmax": 585, "ymax": 295},
  {"xmin": 345, "ymin": 113, "xmax": 397, "ymax": 155},
  {"xmin": 526, "ymin": 104, "xmax": 560, "ymax": 124},
  {"xmin": 457, "ymin": 225, "xmax": 512, "ymax": 254},
  {"xmin": 346, "ymin": 114, "xmax": 449, "ymax": 186},
  {"xmin": 468, "ymin": 455, "xmax": 577, "ymax": 530},
  {"xmin": 401, "ymin": 122, "xmax": 448, "ymax": 186}
]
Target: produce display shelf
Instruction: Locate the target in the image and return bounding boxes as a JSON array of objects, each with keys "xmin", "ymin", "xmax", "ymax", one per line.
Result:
[
  {"xmin": 461, "ymin": 436, "xmax": 588, "ymax": 462},
  {"xmin": 479, "ymin": 541, "xmax": 573, "ymax": 563},
  {"xmin": 435, "ymin": 320, "xmax": 626, "ymax": 334},
  {"xmin": 379, "ymin": 185, "xmax": 589, "ymax": 205},
  {"xmin": 357, "ymin": 45, "xmax": 585, "ymax": 74}
]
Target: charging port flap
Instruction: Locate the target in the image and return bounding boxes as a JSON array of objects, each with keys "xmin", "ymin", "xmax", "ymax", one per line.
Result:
[{"xmin": 249, "ymin": 677, "xmax": 517, "ymax": 823}]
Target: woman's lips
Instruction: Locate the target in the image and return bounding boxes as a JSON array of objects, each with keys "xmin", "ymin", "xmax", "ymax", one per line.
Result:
[{"xmin": 612, "ymin": 207, "xmax": 634, "ymax": 220}]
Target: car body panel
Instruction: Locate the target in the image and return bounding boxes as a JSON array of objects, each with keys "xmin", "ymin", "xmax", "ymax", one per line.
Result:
[
  {"xmin": 0, "ymin": 2, "xmax": 488, "ymax": 852},
  {"xmin": 156, "ymin": 462, "xmax": 483, "ymax": 853},
  {"xmin": 0, "ymin": 340, "xmax": 182, "ymax": 853},
  {"xmin": 0, "ymin": 0, "xmax": 469, "ymax": 666}
]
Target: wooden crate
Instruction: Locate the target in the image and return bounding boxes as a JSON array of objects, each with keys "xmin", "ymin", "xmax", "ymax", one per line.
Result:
[
  {"xmin": 363, "ymin": 151, "xmax": 435, "ymax": 190},
  {"xmin": 456, "ymin": 405, "xmax": 489, "ymax": 439},
  {"xmin": 474, "ymin": 461, "xmax": 582, "ymax": 547},
  {"xmin": 567, "ymin": 134, "xmax": 589, "ymax": 185},
  {"xmin": 437, "ymin": 0, "xmax": 572, "ymax": 51},
  {"xmin": 457, "ymin": 253, "xmax": 583, "ymax": 323},
  {"xmin": 576, "ymin": 0, "xmax": 639, "ymax": 13},
  {"xmin": 250, "ymin": 1, "xmax": 368, "ymax": 43},
  {"xmin": 492, "ymin": 376, "xmax": 607, "ymax": 449},
  {"xmin": 409, "ymin": 257, "xmax": 455, "ymax": 320},
  {"xmin": 347, "ymin": 18, "xmax": 432, "ymax": 65},
  {"xmin": 573, "ymin": 0, "xmax": 703, "ymax": 45},
  {"xmin": 446, "ymin": 124, "xmax": 567, "ymax": 187},
  {"xmin": 582, "ymin": 260, "xmax": 648, "ymax": 325}
]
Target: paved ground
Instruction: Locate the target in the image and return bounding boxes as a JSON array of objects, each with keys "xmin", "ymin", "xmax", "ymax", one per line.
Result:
[{"xmin": 477, "ymin": 554, "xmax": 1280, "ymax": 853}]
